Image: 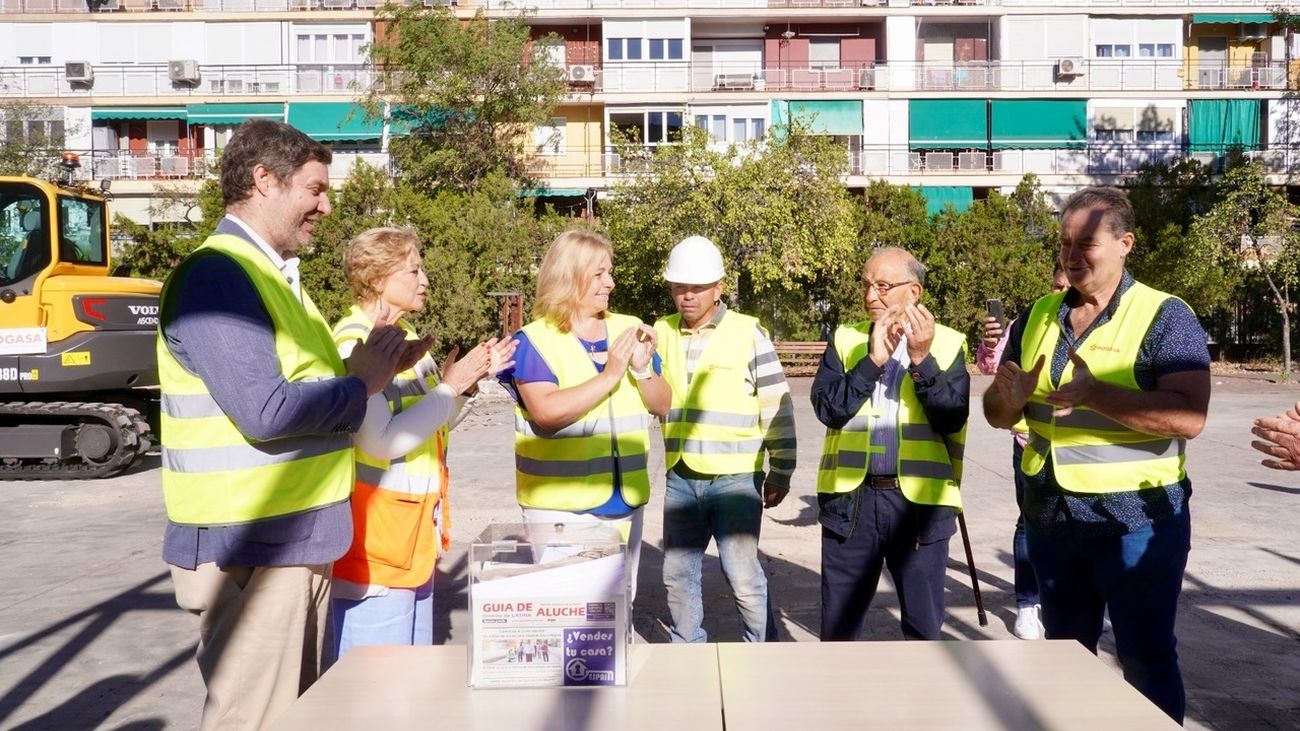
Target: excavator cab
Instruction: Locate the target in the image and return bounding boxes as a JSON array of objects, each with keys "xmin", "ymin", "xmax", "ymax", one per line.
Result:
[{"xmin": 0, "ymin": 169, "xmax": 160, "ymax": 478}]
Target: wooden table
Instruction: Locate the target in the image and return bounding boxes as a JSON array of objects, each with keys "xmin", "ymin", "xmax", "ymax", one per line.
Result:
[
  {"xmin": 273, "ymin": 640, "xmax": 1177, "ymax": 730},
  {"xmin": 716, "ymin": 640, "xmax": 1179, "ymax": 730},
  {"xmin": 271, "ymin": 643, "xmax": 723, "ymax": 731}
]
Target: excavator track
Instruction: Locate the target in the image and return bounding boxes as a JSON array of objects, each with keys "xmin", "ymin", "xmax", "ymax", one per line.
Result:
[{"xmin": 0, "ymin": 401, "xmax": 153, "ymax": 480}]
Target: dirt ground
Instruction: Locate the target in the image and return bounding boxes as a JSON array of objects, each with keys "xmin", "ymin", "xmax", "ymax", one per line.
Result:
[{"xmin": 1, "ymin": 374, "xmax": 1298, "ymax": 729}]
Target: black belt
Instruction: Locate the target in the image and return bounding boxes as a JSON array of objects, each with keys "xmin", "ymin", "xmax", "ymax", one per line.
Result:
[{"xmin": 866, "ymin": 475, "xmax": 900, "ymax": 491}]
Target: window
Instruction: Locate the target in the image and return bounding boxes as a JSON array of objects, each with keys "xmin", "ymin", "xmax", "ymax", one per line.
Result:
[
  {"xmin": 4, "ymin": 119, "xmax": 64, "ymax": 147},
  {"xmin": 1095, "ymin": 44, "xmax": 1132, "ymax": 58},
  {"xmin": 1093, "ymin": 128, "xmax": 1133, "ymax": 142},
  {"xmin": 614, "ymin": 110, "xmax": 684, "ymax": 145},
  {"xmin": 650, "ymin": 39, "xmax": 664, "ymax": 60},
  {"xmin": 608, "ymin": 39, "xmax": 623, "ymax": 61},
  {"xmin": 18, "ymin": 56, "xmax": 51, "ymax": 65},
  {"xmin": 1136, "ymin": 129, "xmax": 1174, "ymax": 143},
  {"xmin": 59, "ymin": 196, "xmax": 107, "ymax": 266},
  {"xmin": 668, "ymin": 39, "xmax": 683, "ymax": 60},
  {"xmin": 732, "ymin": 118, "xmax": 766, "ymax": 143},
  {"xmin": 535, "ymin": 118, "xmax": 566, "ymax": 155},
  {"xmin": 809, "ymin": 39, "xmax": 840, "ymax": 70},
  {"xmin": 1138, "ymin": 43, "xmax": 1175, "ymax": 59},
  {"xmin": 296, "ymin": 32, "xmax": 366, "ymax": 63},
  {"xmin": 627, "ymin": 38, "xmax": 642, "ymax": 61}
]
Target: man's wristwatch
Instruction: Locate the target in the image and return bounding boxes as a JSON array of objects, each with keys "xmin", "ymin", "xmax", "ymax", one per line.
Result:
[{"xmin": 631, "ymin": 365, "xmax": 653, "ymax": 380}]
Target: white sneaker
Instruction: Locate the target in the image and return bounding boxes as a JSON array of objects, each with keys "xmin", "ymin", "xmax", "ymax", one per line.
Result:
[{"xmin": 1014, "ymin": 604, "xmax": 1044, "ymax": 640}]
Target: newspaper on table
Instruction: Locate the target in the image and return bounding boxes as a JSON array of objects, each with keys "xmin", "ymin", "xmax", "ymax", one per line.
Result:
[{"xmin": 467, "ymin": 521, "xmax": 630, "ymax": 689}]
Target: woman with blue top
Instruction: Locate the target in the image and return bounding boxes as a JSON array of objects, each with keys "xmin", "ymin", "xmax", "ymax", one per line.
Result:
[{"xmin": 500, "ymin": 229, "xmax": 670, "ymax": 602}]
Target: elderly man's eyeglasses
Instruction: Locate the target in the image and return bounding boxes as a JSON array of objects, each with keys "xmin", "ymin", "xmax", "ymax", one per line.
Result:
[{"xmin": 862, "ymin": 280, "xmax": 915, "ymax": 295}]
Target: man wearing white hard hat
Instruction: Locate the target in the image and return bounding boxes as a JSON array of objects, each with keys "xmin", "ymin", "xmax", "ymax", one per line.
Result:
[{"xmin": 653, "ymin": 235, "xmax": 796, "ymax": 643}]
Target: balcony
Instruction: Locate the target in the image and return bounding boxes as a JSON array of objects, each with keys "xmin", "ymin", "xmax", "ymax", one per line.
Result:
[
  {"xmin": 1184, "ymin": 61, "xmax": 1287, "ymax": 91},
  {"xmin": 0, "ymin": 63, "xmax": 371, "ymax": 98},
  {"xmin": 0, "ymin": 0, "xmax": 454, "ymax": 11},
  {"xmin": 79, "ymin": 151, "xmax": 213, "ymax": 180}
]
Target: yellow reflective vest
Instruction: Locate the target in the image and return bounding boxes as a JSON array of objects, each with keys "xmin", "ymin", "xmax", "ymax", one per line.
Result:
[
  {"xmin": 1019, "ymin": 281, "xmax": 1186, "ymax": 493},
  {"xmin": 816, "ymin": 320, "xmax": 967, "ymax": 509},
  {"xmin": 654, "ymin": 310, "xmax": 765, "ymax": 475},
  {"xmin": 332, "ymin": 305, "xmax": 449, "ymax": 589},
  {"xmin": 514, "ymin": 313, "xmax": 653, "ymax": 511},
  {"xmin": 158, "ymin": 233, "xmax": 353, "ymax": 526}
]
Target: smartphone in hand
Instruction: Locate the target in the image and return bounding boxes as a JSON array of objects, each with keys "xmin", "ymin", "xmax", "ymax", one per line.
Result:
[{"xmin": 986, "ymin": 298, "xmax": 1005, "ymax": 326}]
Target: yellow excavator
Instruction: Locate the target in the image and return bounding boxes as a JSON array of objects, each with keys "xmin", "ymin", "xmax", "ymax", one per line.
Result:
[{"xmin": 0, "ymin": 154, "xmax": 159, "ymax": 478}]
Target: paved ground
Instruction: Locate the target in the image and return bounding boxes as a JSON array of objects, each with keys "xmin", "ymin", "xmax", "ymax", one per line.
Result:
[{"xmin": 1, "ymin": 374, "xmax": 1298, "ymax": 730}]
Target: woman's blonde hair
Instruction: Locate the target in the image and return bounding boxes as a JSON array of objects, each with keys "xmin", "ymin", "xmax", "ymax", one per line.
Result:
[
  {"xmin": 343, "ymin": 226, "xmax": 421, "ymax": 304},
  {"xmin": 533, "ymin": 229, "xmax": 614, "ymax": 330}
]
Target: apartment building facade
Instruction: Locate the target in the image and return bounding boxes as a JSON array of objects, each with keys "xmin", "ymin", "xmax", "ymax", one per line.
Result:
[{"xmin": 0, "ymin": 0, "xmax": 1294, "ymax": 221}]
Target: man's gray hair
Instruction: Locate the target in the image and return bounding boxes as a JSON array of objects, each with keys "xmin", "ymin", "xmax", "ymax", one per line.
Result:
[{"xmin": 869, "ymin": 246, "xmax": 927, "ymax": 286}]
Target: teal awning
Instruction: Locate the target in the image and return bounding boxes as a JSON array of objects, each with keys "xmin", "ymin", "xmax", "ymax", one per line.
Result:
[
  {"xmin": 910, "ymin": 99, "xmax": 987, "ymax": 149},
  {"xmin": 771, "ymin": 100, "xmax": 864, "ymax": 136},
  {"xmin": 916, "ymin": 186, "xmax": 973, "ymax": 216},
  {"xmin": 286, "ymin": 102, "xmax": 383, "ymax": 142},
  {"xmin": 1190, "ymin": 13, "xmax": 1275, "ymax": 25},
  {"xmin": 388, "ymin": 105, "xmax": 465, "ymax": 136},
  {"xmin": 185, "ymin": 103, "xmax": 284, "ymax": 125},
  {"xmin": 991, "ymin": 100, "xmax": 1086, "ymax": 149},
  {"xmin": 519, "ymin": 188, "xmax": 588, "ymax": 197},
  {"xmin": 1189, "ymin": 99, "xmax": 1262, "ymax": 152},
  {"xmin": 91, "ymin": 107, "xmax": 187, "ymax": 121}
]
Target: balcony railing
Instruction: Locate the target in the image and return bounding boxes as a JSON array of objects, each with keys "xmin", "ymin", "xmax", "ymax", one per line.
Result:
[
  {"xmin": 0, "ymin": 0, "xmax": 453, "ymax": 11},
  {"xmin": 0, "ymin": 63, "xmax": 370, "ymax": 98}
]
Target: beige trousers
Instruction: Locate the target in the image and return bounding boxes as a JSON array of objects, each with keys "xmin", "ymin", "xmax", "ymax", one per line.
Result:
[{"xmin": 171, "ymin": 563, "xmax": 332, "ymax": 731}]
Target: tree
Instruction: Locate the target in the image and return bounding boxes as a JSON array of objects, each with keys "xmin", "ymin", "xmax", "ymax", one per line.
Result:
[
  {"xmin": 917, "ymin": 176, "xmax": 1059, "ymax": 337},
  {"xmin": 1187, "ymin": 161, "xmax": 1300, "ymax": 374},
  {"xmin": 0, "ymin": 99, "xmax": 72, "ymax": 178},
  {"xmin": 114, "ymin": 177, "xmax": 223, "ymax": 281},
  {"xmin": 1124, "ymin": 157, "xmax": 1236, "ymax": 317},
  {"xmin": 364, "ymin": 4, "xmax": 567, "ymax": 193},
  {"xmin": 600, "ymin": 125, "xmax": 861, "ymax": 339}
]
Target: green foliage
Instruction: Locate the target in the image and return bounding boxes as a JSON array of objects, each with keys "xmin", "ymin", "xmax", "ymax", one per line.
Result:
[
  {"xmin": 302, "ymin": 160, "xmax": 568, "ymax": 349},
  {"xmin": 0, "ymin": 99, "xmax": 66, "ymax": 178},
  {"xmin": 918, "ymin": 177, "xmax": 1059, "ymax": 338},
  {"xmin": 114, "ymin": 176, "xmax": 223, "ymax": 281},
  {"xmin": 365, "ymin": 4, "xmax": 567, "ymax": 193},
  {"xmin": 601, "ymin": 126, "xmax": 860, "ymax": 339},
  {"xmin": 1124, "ymin": 157, "xmax": 1237, "ymax": 314}
]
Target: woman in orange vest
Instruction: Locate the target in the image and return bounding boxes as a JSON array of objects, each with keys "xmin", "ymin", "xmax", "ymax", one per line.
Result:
[{"xmin": 327, "ymin": 227, "xmax": 515, "ymax": 663}]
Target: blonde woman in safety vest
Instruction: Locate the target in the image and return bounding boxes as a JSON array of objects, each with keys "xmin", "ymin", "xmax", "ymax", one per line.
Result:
[
  {"xmin": 327, "ymin": 227, "xmax": 516, "ymax": 664},
  {"xmin": 983, "ymin": 187, "xmax": 1210, "ymax": 724},
  {"xmin": 499, "ymin": 230, "xmax": 671, "ymax": 602}
]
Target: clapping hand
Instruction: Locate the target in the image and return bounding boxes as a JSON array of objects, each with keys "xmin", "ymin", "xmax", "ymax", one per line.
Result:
[
  {"xmin": 869, "ymin": 305, "xmax": 904, "ymax": 367},
  {"xmin": 994, "ymin": 354, "xmax": 1045, "ymax": 411},
  {"xmin": 1046, "ymin": 350, "xmax": 1097, "ymax": 418},
  {"xmin": 902, "ymin": 303, "xmax": 935, "ymax": 367},
  {"xmin": 1251, "ymin": 400, "xmax": 1300, "ymax": 470}
]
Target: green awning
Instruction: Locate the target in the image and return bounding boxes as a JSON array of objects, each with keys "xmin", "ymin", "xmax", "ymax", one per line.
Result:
[
  {"xmin": 1190, "ymin": 13, "xmax": 1275, "ymax": 25},
  {"xmin": 910, "ymin": 99, "xmax": 987, "ymax": 149},
  {"xmin": 388, "ymin": 105, "xmax": 465, "ymax": 136},
  {"xmin": 519, "ymin": 188, "xmax": 588, "ymax": 197},
  {"xmin": 91, "ymin": 107, "xmax": 187, "ymax": 121},
  {"xmin": 286, "ymin": 102, "xmax": 383, "ymax": 142},
  {"xmin": 1189, "ymin": 99, "xmax": 1262, "ymax": 152},
  {"xmin": 185, "ymin": 103, "xmax": 284, "ymax": 126},
  {"xmin": 771, "ymin": 100, "xmax": 863, "ymax": 136},
  {"xmin": 916, "ymin": 186, "xmax": 973, "ymax": 216},
  {"xmin": 991, "ymin": 100, "xmax": 1087, "ymax": 149}
]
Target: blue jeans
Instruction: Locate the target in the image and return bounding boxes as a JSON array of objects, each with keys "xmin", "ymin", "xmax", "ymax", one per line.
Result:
[
  {"xmin": 327, "ymin": 576, "xmax": 435, "ymax": 666},
  {"xmin": 662, "ymin": 468, "xmax": 774, "ymax": 643},
  {"xmin": 1026, "ymin": 504, "xmax": 1191, "ymax": 723},
  {"xmin": 1011, "ymin": 441, "xmax": 1039, "ymax": 607}
]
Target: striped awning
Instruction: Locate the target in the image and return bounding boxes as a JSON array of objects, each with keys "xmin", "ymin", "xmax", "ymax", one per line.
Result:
[
  {"xmin": 185, "ymin": 103, "xmax": 285, "ymax": 125},
  {"xmin": 91, "ymin": 107, "xmax": 188, "ymax": 121}
]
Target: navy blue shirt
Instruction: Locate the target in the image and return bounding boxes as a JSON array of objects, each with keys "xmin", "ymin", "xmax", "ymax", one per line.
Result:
[
  {"xmin": 1002, "ymin": 271, "xmax": 1210, "ymax": 539},
  {"xmin": 160, "ymin": 218, "xmax": 366, "ymax": 569}
]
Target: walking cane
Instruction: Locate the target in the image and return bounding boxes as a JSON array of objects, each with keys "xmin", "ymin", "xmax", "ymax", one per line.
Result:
[{"xmin": 957, "ymin": 512, "xmax": 988, "ymax": 627}]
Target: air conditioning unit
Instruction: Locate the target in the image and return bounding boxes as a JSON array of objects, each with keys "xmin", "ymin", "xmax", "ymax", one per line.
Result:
[
  {"xmin": 1056, "ymin": 57, "xmax": 1086, "ymax": 78},
  {"xmin": 568, "ymin": 65, "xmax": 595, "ymax": 84},
  {"xmin": 1240, "ymin": 23, "xmax": 1269, "ymax": 40},
  {"xmin": 65, "ymin": 61, "xmax": 94, "ymax": 84},
  {"xmin": 168, "ymin": 59, "xmax": 201, "ymax": 85}
]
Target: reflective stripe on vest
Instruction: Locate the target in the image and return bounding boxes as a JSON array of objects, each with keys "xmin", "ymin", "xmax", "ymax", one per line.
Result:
[
  {"xmin": 514, "ymin": 313, "xmax": 652, "ymax": 511},
  {"xmin": 815, "ymin": 320, "xmax": 967, "ymax": 509},
  {"xmin": 1018, "ymin": 281, "xmax": 1187, "ymax": 493},
  {"xmin": 158, "ymin": 234, "xmax": 353, "ymax": 526},
  {"xmin": 654, "ymin": 310, "xmax": 766, "ymax": 475},
  {"xmin": 330, "ymin": 305, "xmax": 448, "ymax": 589}
]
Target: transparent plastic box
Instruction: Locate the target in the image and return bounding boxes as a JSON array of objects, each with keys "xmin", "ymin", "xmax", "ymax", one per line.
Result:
[{"xmin": 467, "ymin": 522, "xmax": 630, "ymax": 689}]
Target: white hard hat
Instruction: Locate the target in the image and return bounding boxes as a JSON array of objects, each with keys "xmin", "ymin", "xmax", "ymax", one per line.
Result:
[{"xmin": 663, "ymin": 235, "xmax": 725, "ymax": 284}]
